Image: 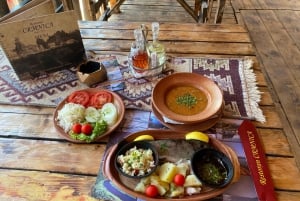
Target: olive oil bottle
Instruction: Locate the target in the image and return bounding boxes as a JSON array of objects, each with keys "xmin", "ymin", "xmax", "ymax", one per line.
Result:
[{"xmin": 147, "ymin": 22, "xmax": 166, "ymax": 67}]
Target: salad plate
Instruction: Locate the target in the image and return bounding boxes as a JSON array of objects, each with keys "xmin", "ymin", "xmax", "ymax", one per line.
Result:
[
  {"xmin": 102, "ymin": 130, "xmax": 240, "ymax": 201},
  {"xmin": 53, "ymin": 88, "xmax": 125, "ymax": 143}
]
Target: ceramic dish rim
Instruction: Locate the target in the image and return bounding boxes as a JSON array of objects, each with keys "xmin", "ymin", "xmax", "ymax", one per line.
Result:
[
  {"xmin": 53, "ymin": 88, "xmax": 125, "ymax": 143},
  {"xmin": 152, "ymin": 72, "xmax": 223, "ymax": 124}
]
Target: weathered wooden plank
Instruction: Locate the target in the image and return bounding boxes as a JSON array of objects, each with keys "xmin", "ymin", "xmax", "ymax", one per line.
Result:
[
  {"xmin": 0, "ymin": 169, "xmax": 99, "ymax": 201},
  {"xmin": 231, "ymin": 0, "xmax": 244, "ymax": 11},
  {"xmin": 268, "ymin": 157, "xmax": 300, "ymax": 190},
  {"xmin": 275, "ymin": 10, "xmax": 300, "ymax": 51},
  {"xmin": 80, "ymin": 29, "xmax": 251, "ymax": 42},
  {"xmin": 0, "ymin": 109, "xmax": 286, "ymax": 157},
  {"xmin": 0, "ymin": 157, "xmax": 300, "ymax": 200},
  {"xmin": 255, "ymin": 0, "xmax": 268, "ymax": 9},
  {"xmin": 0, "ymin": 104, "xmax": 54, "ymax": 114},
  {"xmin": 241, "ymin": 10, "xmax": 300, "ymax": 143},
  {"xmin": 1, "ymin": 168, "xmax": 300, "ymax": 201},
  {"xmin": 258, "ymin": 10, "xmax": 300, "ymax": 86},
  {"xmin": 249, "ymin": 0, "xmax": 262, "ymax": 8},
  {"xmin": 257, "ymin": 128, "xmax": 293, "ymax": 156},
  {"xmin": 259, "ymin": 87, "xmax": 274, "ymax": 106},
  {"xmin": 256, "ymin": 0, "xmax": 300, "ymax": 9},
  {"xmin": 82, "ymin": 39, "xmax": 254, "ymax": 55},
  {"xmin": 0, "ymin": 109, "xmax": 149, "ymax": 139},
  {"xmin": 79, "ymin": 21, "xmax": 247, "ymax": 32},
  {"xmin": 0, "ymin": 138, "xmax": 105, "ymax": 175},
  {"xmin": 121, "ymin": 0, "xmax": 195, "ymax": 6},
  {"xmin": 109, "ymin": 10, "xmax": 237, "ymax": 24},
  {"xmin": 277, "ymin": 191, "xmax": 300, "ymax": 201},
  {"xmin": 254, "ymin": 106, "xmax": 283, "ymax": 129},
  {"xmin": 108, "ymin": 9, "xmax": 195, "ymax": 23},
  {"xmin": 241, "ymin": 0, "xmax": 259, "ymax": 9}
]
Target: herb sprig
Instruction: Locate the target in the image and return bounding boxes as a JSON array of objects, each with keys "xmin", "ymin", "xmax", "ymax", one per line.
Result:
[{"xmin": 176, "ymin": 93, "xmax": 198, "ymax": 108}]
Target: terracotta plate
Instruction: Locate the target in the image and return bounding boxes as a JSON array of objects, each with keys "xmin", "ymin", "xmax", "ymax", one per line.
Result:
[
  {"xmin": 152, "ymin": 72, "xmax": 223, "ymax": 124},
  {"xmin": 102, "ymin": 130, "xmax": 240, "ymax": 201},
  {"xmin": 53, "ymin": 88, "xmax": 125, "ymax": 143},
  {"xmin": 151, "ymin": 103, "xmax": 223, "ymax": 132}
]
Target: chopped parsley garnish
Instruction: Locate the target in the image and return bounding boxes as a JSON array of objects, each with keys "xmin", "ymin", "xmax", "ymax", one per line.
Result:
[{"xmin": 176, "ymin": 93, "xmax": 198, "ymax": 108}]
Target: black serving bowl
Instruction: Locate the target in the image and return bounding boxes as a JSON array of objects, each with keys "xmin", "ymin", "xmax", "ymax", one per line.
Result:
[
  {"xmin": 114, "ymin": 141, "xmax": 159, "ymax": 179},
  {"xmin": 191, "ymin": 148, "xmax": 234, "ymax": 188}
]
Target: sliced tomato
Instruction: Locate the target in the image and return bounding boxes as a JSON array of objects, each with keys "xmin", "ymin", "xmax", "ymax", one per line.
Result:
[
  {"xmin": 89, "ymin": 91, "xmax": 113, "ymax": 109},
  {"xmin": 67, "ymin": 91, "xmax": 90, "ymax": 106}
]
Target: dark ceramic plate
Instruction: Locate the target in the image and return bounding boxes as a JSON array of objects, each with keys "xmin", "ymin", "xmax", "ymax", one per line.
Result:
[
  {"xmin": 115, "ymin": 141, "xmax": 159, "ymax": 179},
  {"xmin": 191, "ymin": 148, "xmax": 234, "ymax": 188}
]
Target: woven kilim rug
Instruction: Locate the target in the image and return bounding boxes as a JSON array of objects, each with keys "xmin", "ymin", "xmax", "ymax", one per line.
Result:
[{"xmin": 0, "ymin": 49, "xmax": 265, "ymax": 122}]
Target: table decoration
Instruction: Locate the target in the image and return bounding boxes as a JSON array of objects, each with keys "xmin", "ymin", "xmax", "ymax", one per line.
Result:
[{"xmin": 0, "ymin": 49, "xmax": 265, "ymax": 122}]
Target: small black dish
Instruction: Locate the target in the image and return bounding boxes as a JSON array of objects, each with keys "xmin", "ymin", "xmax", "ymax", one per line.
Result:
[
  {"xmin": 191, "ymin": 148, "xmax": 234, "ymax": 188},
  {"xmin": 114, "ymin": 141, "xmax": 159, "ymax": 179}
]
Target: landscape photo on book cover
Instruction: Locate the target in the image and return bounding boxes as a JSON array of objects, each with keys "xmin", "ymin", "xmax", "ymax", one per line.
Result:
[{"xmin": 0, "ymin": 10, "xmax": 85, "ymax": 80}]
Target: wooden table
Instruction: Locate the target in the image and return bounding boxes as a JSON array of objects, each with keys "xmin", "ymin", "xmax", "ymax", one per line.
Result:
[{"xmin": 0, "ymin": 21, "xmax": 299, "ymax": 200}]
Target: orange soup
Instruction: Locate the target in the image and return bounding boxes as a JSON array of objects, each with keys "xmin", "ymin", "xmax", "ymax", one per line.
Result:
[{"xmin": 165, "ymin": 86, "xmax": 208, "ymax": 116}]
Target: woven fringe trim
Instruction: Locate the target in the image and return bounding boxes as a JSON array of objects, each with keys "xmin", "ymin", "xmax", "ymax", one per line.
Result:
[{"xmin": 239, "ymin": 59, "xmax": 266, "ymax": 123}]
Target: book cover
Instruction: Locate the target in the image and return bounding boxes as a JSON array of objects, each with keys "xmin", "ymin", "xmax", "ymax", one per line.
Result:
[{"xmin": 0, "ymin": 10, "xmax": 86, "ymax": 80}]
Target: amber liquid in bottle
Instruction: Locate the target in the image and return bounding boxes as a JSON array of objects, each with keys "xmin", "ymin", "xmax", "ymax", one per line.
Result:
[
  {"xmin": 131, "ymin": 28, "xmax": 149, "ymax": 69},
  {"xmin": 132, "ymin": 52, "xmax": 149, "ymax": 69}
]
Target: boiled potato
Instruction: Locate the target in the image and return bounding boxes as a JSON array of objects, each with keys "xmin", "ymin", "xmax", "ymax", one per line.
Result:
[
  {"xmin": 159, "ymin": 162, "xmax": 178, "ymax": 183},
  {"xmin": 150, "ymin": 175, "xmax": 170, "ymax": 196},
  {"xmin": 134, "ymin": 181, "xmax": 147, "ymax": 193},
  {"xmin": 176, "ymin": 162, "xmax": 189, "ymax": 176},
  {"xmin": 184, "ymin": 174, "xmax": 202, "ymax": 187},
  {"xmin": 134, "ymin": 176, "xmax": 151, "ymax": 193},
  {"xmin": 168, "ymin": 183, "xmax": 184, "ymax": 197}
]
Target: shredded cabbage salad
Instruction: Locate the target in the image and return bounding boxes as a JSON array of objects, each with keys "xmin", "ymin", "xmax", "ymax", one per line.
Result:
[
  {"xmin": 57, "ymin": 103, "xmax": 86, "ymax": 132},
  {"xmin": 57, "ymin": 102, "xmax": 118, "ymax": 142}
]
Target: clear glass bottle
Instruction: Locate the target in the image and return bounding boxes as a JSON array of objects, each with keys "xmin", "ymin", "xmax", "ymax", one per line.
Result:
[
  {"xmin": 147, "ymin": 22, "xmax": 166, "ymax": 68},
  {"xmin": 131, "ymin": 28, "xmax": 149, "ymax": 69}
]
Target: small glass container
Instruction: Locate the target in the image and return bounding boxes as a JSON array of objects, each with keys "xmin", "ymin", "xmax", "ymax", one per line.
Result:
[
  {"xmin": 128, "ymin": 55, "xmax": 165, "ymax": 78},
  {"xmin": 128, "ymin": 25, "xmax": 165, "ymax": 78}
]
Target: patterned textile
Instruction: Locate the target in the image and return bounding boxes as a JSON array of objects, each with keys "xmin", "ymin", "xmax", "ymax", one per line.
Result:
[
  {"xmin": 0, "ymin": 49, "xmax": 87, "ymax": 107},
  {"xmin": 0, "ymin": 49, "xmax": 264, "ymax": 122},
  {"xmin": 103, "ymin": 55, "xmax": 265, "ymax": 122}
]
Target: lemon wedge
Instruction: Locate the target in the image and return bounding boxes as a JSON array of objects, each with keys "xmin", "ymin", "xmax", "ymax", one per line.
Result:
[
  {"xmin": 133, "ymin": 134, "xmax": 154, "ymax": 141},
  {"xmin": 185, "ymin": 131, "xmax": 209, "ymax": 143}
]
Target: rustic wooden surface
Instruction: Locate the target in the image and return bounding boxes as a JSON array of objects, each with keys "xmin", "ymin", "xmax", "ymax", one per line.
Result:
[
  {"xmin": 231, "ymin": 0, "xmax": 300, "ymax": 174},
  {"xmin": 107, "ymin": 0, "xmax": 237, "ymax": 24},
  {"xmin": 0, "ymin": 20, "xmax": 299, "ymax": 200}
]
